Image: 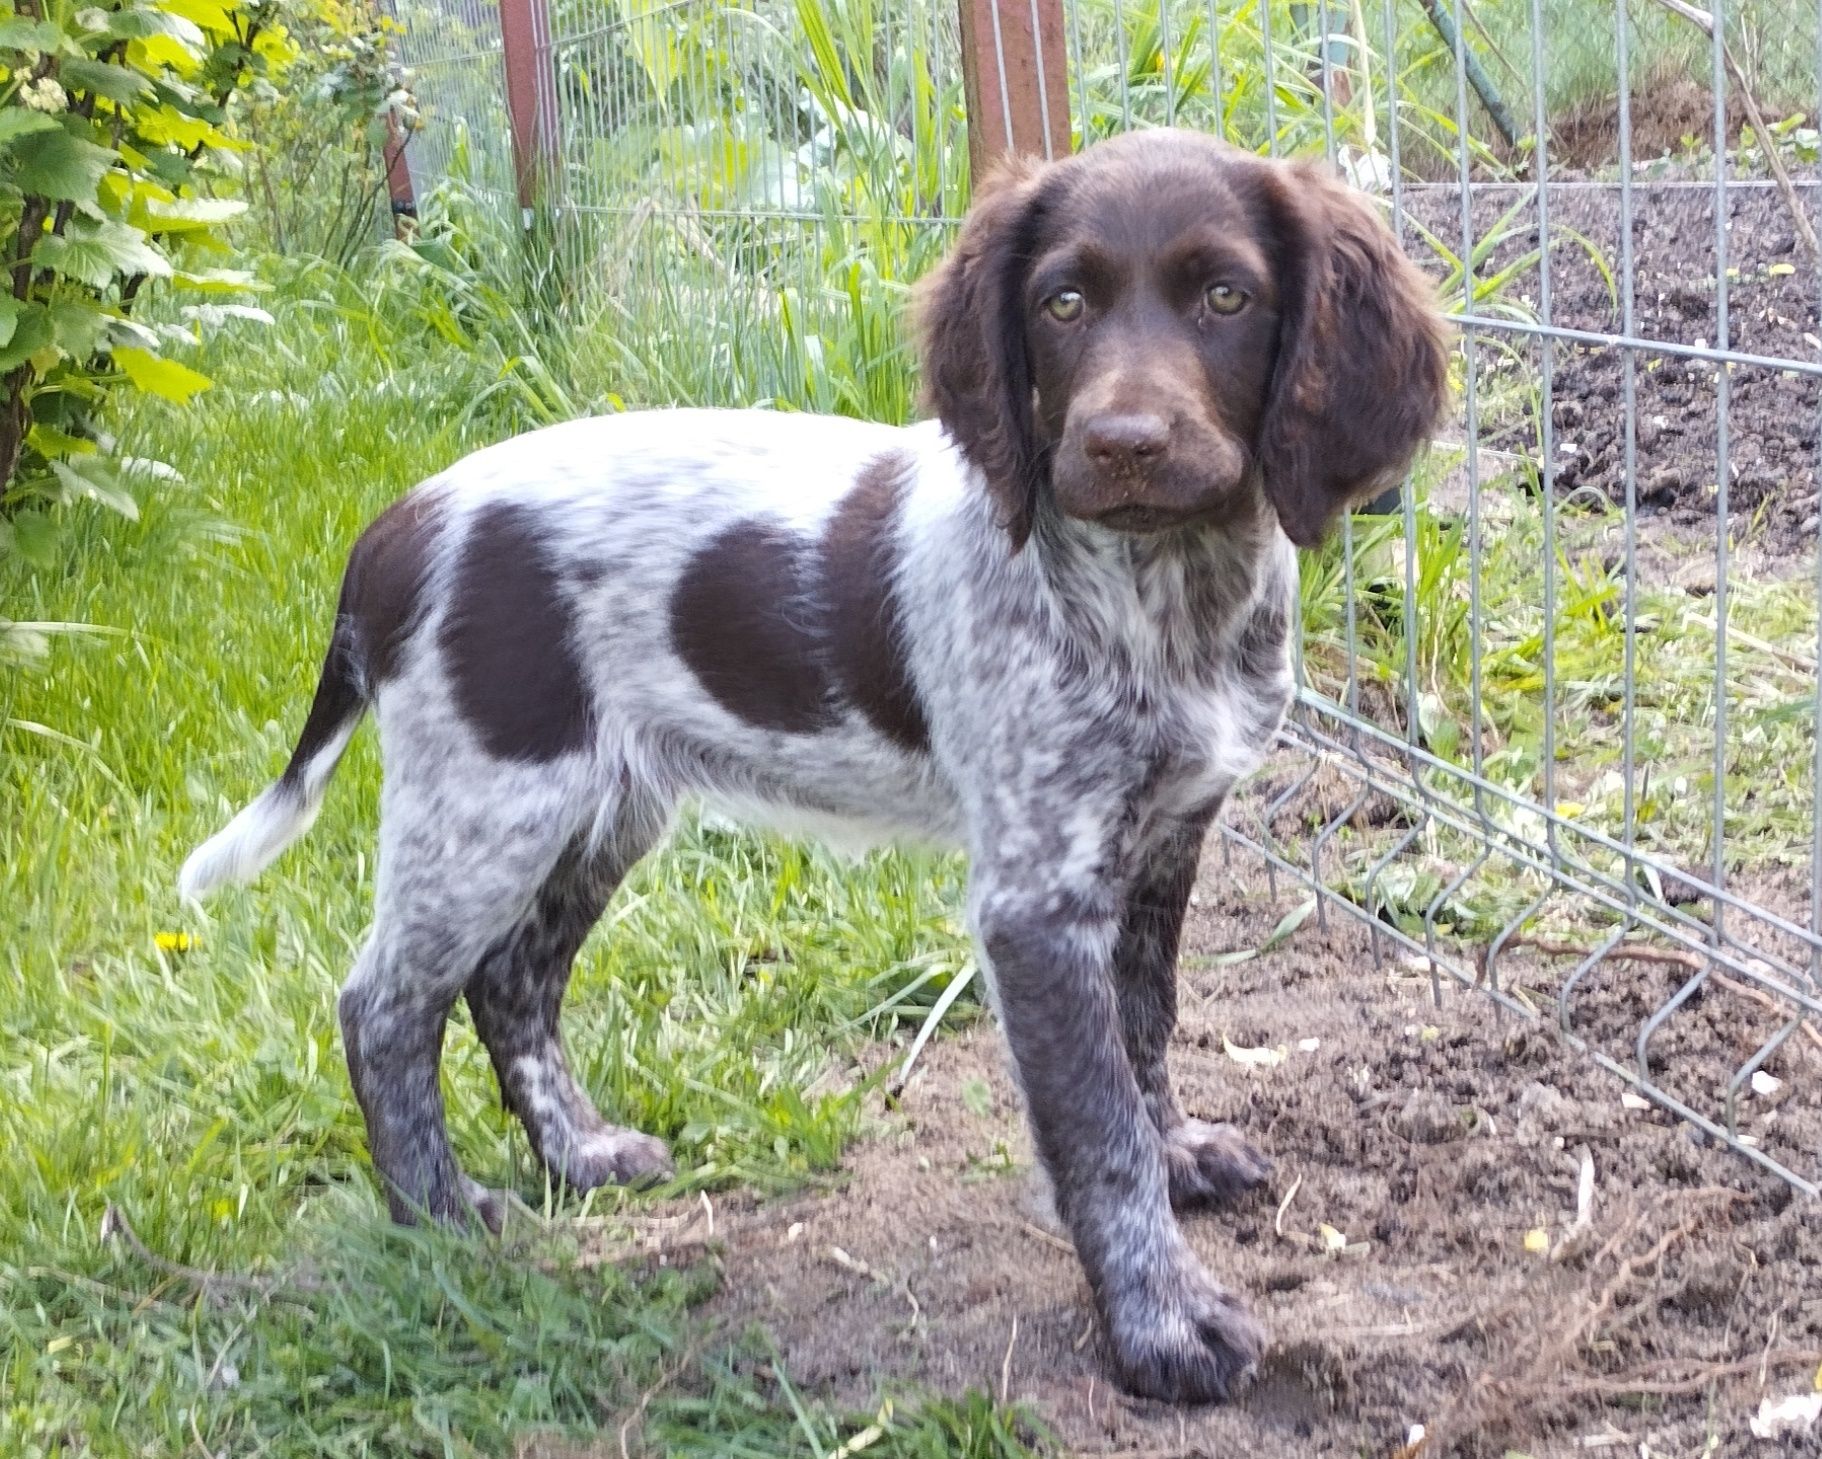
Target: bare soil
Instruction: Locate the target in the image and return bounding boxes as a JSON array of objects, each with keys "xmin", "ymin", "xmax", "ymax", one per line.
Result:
[
  {"xmin": 1549, "ymin": 80, "xmax": 1750, "ymax": 176},
  {"xmin": 586, "ymin": 862, "xmax": 1822, "ymax": 1459},
  {"xmin": 1403, "ymin": 173, "xmax": 1822, "ymax": 562}
]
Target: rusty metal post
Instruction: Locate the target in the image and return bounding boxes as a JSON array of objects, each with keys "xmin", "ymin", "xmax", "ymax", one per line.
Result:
[
  {"xmin": 499, "ymin": 0, "xmax": 558, "ymax": 211},
  {"xmin": 382, "ymin": 109, "xmax": 417, "ymax": 237},
  {"xmin": 957, "ymin": 0, "xmax": 1071, "ymax": 186}
]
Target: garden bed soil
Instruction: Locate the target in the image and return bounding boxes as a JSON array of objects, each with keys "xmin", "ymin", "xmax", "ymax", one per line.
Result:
[
  {"xmin": 586, "ymin": 860, "xmax": 1822, "ymax": 1459},
  {"xmin": 1401, "ymin": 172, "xmax": 1822, "ymax": 563}
]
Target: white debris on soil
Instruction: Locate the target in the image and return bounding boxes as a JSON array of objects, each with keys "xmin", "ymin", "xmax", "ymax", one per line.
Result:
[{"xmin": 1748, "ymin": 1392, "xmax": 1822, "ymax": 1440}]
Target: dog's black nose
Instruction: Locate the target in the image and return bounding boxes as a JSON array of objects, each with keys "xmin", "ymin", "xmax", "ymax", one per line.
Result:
[{"xmin": 1082, "ymin": 412, "xmax": 1169, "ymax": 466}]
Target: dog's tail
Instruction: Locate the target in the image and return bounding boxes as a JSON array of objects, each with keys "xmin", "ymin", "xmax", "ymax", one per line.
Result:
[{"xmin": 178, "ymin": 609, "xmax": 369, "ymax": 901}]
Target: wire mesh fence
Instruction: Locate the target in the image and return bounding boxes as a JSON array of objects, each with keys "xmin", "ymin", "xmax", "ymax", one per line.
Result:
[
  {"xmin": 391, "ymin": 0, "xmax": 1822, "ymax": 1196},
  {"xmin": 389, "ymin": 0, "xmax": 518, "ymax": 203}
]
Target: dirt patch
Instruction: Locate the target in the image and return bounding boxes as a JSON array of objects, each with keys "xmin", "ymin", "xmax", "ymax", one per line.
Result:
[
  {"xmin": 586, "ymin": 865, "xmax": 1822, "ymax": 1458},
  {"xmin": 1402, "ymin": 174, "xmax": 1822, "ymax": 561},
  {"xmin": 1550, "ymin": 77, "xmax": 1749, "ymax": 174}
]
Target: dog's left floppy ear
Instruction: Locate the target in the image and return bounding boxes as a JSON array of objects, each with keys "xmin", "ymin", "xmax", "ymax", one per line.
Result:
[
  {"xmin": 1254, "ymin": 162, "xmax": 1452, "ymax": 549},
  {"xmin": 915, "ymin": 155, "xmax": 1053, "ymax": 549}
]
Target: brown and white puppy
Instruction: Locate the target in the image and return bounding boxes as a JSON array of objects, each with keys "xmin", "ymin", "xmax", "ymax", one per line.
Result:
[{"xmin": 181, "ymin": 129, "xmax": 1449, "ymax": 1405}]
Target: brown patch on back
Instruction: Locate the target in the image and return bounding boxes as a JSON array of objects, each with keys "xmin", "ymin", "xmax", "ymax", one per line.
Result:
[
  {"xmin": 441, "ymin": 500, "xmax": 592, "ymax": 762},
  {"xmin": 820, "ymin": 453, "xmax": 930, "ymax": 754},
  {"xmin": 669, "ymin": 522, "xmax": 837, "ymax": 735},
  {"xmin": 344, "ymin": 487, "xmax": 448, "ymax": 685}
]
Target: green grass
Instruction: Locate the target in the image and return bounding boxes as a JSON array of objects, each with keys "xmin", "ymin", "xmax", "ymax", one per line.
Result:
[
  {"xmin": 1291, "ymin": 454, "xmax": 1822, "ymax": 942},
  {"xmin": 0, "ymin": 256, "xmax": 1040, "ymax": 1457}
]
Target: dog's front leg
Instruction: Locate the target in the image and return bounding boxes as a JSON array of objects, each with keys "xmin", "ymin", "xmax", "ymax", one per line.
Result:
[
  {"xmin": 1116, "ymin": 811, "xmax": 1273, "ymax": 1210},
  {"xmin": 971, "ymin": 841, "xmax": 1265, "ymax": 1404}
]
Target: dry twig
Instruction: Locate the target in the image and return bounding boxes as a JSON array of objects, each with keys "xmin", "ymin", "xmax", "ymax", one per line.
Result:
[
  {"xmin": 1020, "ymin": 1219, "xmax": 1075, "ymax": 1256},
  {"xmin": 616, "ymin": 1342, "xmax": 702, "ymax": 1459},
  {"xmin": 1413, "ymin": 1189, "xmax": 1754, "ymax": 1455},
  {"xmin": 1273, "ymin": 1173, "xmax": 1305, "ymax": 1243},
  {"xmin": 100, "ymin": 1203, "xmax": 322, "ymax": 1300}
]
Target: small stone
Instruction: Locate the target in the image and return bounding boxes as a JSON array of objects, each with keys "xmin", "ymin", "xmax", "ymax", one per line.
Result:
[
  {"xmin": 1516, "ymin": 1080, "xmax": 1572, "ymax": 1131},
  {"xmin": 1653, "ymin": 865, "xmax": 1711, "ymax": 907},
  {"xmin": 1675, "ymin": 560, "xmax": 1718, "ymax": 597},
  {"xmin": 1396, "ymin": 1090, "xmax": 1462, "ymax": 1145}
]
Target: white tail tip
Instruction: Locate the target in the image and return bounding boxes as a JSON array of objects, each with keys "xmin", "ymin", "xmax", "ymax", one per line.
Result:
[{"xmin": 178, "ymin": 783, "xmax": 321, "ymax": 901}]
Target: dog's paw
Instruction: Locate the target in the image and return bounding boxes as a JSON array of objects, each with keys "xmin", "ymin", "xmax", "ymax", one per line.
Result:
[
  {"xmin": 1106, "ymin": 1264, "xmax": 1266, "ymax": 1404},
  {"xmin": 456, "ymin": 1175, "xmax": 520, "ymax": 1235},
  {"xmin": 553, "ymin": 1128, "xmax": 674, "ymax": 1193},
  {"xmin": 1164, "ymin": 1119, "xmax": 1273, "ymax": 1209}
]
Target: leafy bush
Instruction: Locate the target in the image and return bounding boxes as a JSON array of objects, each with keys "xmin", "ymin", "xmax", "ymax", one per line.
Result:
[
  {"xmin": 240, "ymin": 0, "xmax": 408, "ymax": 265},
  {"xmin": 0, "ymin": 0, "xmax": 302, "ymax": 668}
]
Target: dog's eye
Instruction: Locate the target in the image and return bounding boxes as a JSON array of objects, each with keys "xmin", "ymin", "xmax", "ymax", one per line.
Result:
[
  {"xmin": 1204, "ymin": 283, "xmax": 1248, "ymax": 316},
  {"xmin": 1044, "ymin": 289, "xmax": 1085, "ymax": 323}
]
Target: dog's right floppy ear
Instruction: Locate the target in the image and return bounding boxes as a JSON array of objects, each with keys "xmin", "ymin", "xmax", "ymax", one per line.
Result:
[
  {"xmin": 915, "ymin": 156, "xmax": 1052, "ymax": 549},
  {"xmin": 1253, "ymin": 161, "xmax": 1452, "ymax": 549}
]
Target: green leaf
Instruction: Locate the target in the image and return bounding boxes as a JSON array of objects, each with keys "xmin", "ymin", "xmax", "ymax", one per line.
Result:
[
  {"xmin": 137, "ymin": 194, "xmax": 244, "ymax": 233},
  {"xmin": 140, "ymin": 148, "xmax": 193, "ymax": 190},
  {"xmin": 11, "ymin": 128, "xmax": 116, "ymax": 204},
  {"xmin": 3, "ymin": 508, "xmax": 60, "ymax": 569},
  {"xmin": 111, "ymin": 344, "xmax": 209, "ymax": 403},
  {"xmin": 0, "ymin": 295, "xmax": 17, "ymax": 350},
  {"xmin": 0, "ymin": 305, "xmax": 53, "ymax": 373},
  {"xmin": 27, "ymin": 422, "xmax": 98, "ymax": 458},
  {"xmin": 34, "ymin": 218, "xmax": 169, "ymax": 288},
  {"xmin": 619, "ymin": 0, "xmax": 683, "ymax": 97},
  {"xmin": 1259, "ymin": 897, "xmax": 1317, "ymax": 953},
  {"xmin": 0, "ymin": 111, "xmax": 63, "ymax": 150},
  {"xmin": 164, "ymin": 0, "xmax": 242, "ymax": 36},
  {"xmin": 102, "ymin": 314, "xmax": 160, "ymax": 352},
  {"xmin": 170, "ymin": 265, "xmax": 261, "ymax": 293},
  {"xmin": 51, "ymin": 457, "xmax": 136, "ymax": 519},
  {"xmin": 0, "ymin": 17, "xmax": 66, "ymax": 50},
  {"xmin": 60, "ymin": 58, "xmax": 153, "ymax": 105},
  {"xmin": 105, "ymin": 7, "xmax": 206, "ymax": 46},
  {"xmin": 1417, "ymin": 691, "xmax": 1461, "ymax": 761},
  {"xmin": 48, "ymin": 300, "xmax": 105, "ymax": 358}
]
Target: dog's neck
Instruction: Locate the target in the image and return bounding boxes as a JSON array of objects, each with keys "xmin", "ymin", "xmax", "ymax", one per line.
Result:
[{"xmin": 1022, "ymin": 488, "xmax": 1282, "ymax": 684}]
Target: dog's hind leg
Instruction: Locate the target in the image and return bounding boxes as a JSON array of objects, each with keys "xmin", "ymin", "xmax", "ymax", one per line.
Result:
[
  {"xmin": 337, "ymin": 760, "xmax": 596, "ymax": 1231},
  {"xmin": 464, "ymin": 794, "xmax": 675, "ymax": 1194}
]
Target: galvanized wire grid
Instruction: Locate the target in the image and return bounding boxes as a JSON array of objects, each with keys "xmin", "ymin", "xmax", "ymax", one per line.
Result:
[
  {"xmin": 389, "ymin": 0, "xmax": 517, "ymax": 204},
  {"xmin": 395, "ymin": 0, "xmax": 1822, "ymax": 1195}
]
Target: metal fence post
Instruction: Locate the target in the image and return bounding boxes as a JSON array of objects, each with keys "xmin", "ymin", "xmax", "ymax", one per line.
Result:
[
  {"xmin": 499, "ymin": 0, "xmax": 557, "ymax": 213},
  {"xmin": 957, "ymin": 0, "xmax": 1071, "ymax": 185},
  {"xmin": 383, "ymin": 110, "xmax": 417, "ymax": 237}
]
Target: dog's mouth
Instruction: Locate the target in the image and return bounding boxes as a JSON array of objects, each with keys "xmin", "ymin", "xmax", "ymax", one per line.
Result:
[{"xmin": 1093, "ymin": 503, "xmax": 1196, "ymax": 533}]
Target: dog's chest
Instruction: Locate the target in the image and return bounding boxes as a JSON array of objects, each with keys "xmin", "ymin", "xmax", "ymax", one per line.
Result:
[{"xmin": 1147, "ymin": 671, "xmax": 1286, "ymax": 813}]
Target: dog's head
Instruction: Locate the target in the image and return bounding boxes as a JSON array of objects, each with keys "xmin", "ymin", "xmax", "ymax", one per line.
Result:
[{"xmin": 915, "ymin": 129, "xmax": 1451, "ymax": 548}]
